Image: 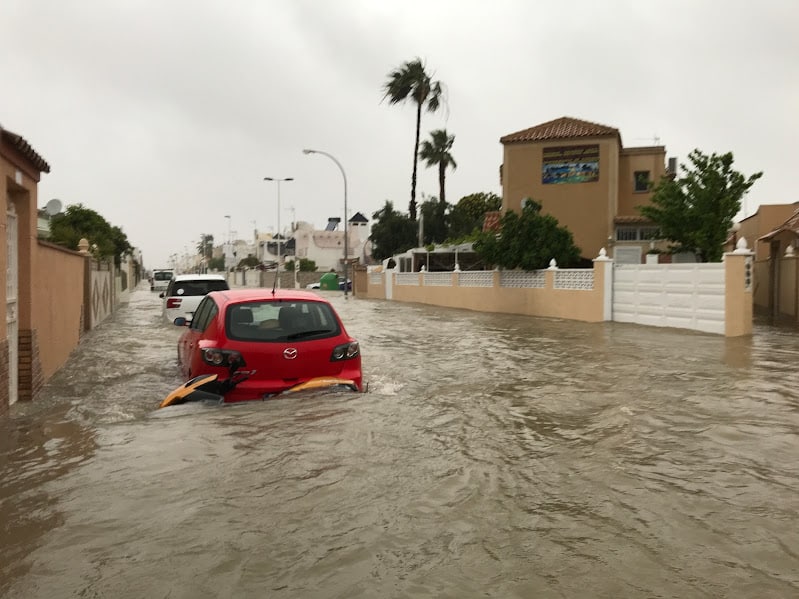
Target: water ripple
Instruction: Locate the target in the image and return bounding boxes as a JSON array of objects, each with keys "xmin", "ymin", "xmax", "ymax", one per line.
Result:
[{"xmin": 1, "ymin": 287, "xmax": 798, "ymax": 598}]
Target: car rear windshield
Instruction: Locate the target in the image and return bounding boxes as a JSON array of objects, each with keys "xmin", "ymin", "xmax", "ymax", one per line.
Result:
[
  {"xmin": 153, "ymin": 271, "xmax": 173, "ymax": 281},
  {"xmin": 227, "ymin": 300, "xmax": 341, "ymax": 342},
  {"xmin": 171, "ymin": 279, "xmax": 229, "ymax": 296}
]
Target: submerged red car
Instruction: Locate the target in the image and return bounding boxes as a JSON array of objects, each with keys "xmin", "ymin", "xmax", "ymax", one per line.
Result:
[{"xmin": 173, "ymin": 288, "xmax": 362, "ymax": 402}]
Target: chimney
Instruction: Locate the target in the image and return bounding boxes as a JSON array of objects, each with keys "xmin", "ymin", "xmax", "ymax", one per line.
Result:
[{"xmin": 667, "ymin": 157, "xmax": 677, "ymax": 176}]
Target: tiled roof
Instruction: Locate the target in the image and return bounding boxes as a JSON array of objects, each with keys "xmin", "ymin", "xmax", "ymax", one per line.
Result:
[
  {"xmin": 614, "ymin": 215, "xmax": 653, "ymax": 224},
  {"xmin": 483, "ymin": 211, "xmax": 501, "ymax": 232},
  {"xmin": 758, "ymin": 206, "xmax": 799, "ymax": 241},
  {"xmin": 500, "ymin": 116, "xmax": 620, "ymax": 145},
  {"xmin": 1, "ymin": 127, "xmax": 51, "ymax": 173}
]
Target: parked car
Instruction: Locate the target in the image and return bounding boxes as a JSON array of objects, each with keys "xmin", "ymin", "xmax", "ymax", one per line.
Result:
[
  {"xmin": 160, "ymin": 274, "xmax": 229, "ymax": 323},
  {"xmin": 173, "ymin": 288, "xmax": 363, "ymax": 401},
  {"xmin": 150, "ymin": 268, "xmax": 175, "ymax": 292}
]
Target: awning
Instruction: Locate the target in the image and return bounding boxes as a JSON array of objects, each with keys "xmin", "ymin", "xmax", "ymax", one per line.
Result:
[{"xmin": 758, "ymin": 207, "xmax": 799, "ymax": 242}]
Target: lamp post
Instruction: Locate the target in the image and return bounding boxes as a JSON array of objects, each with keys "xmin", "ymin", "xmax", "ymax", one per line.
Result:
[
  {"xmin": 224, "ymin": 215, "xmax": 231, "ymax": 270},
  {"xmin": 302, "ymin": 148, "xmax": 349, "ymax": 298},
  {"xmin": 264, "ymin": 177, "xmax": 294, "ymax": 288}
]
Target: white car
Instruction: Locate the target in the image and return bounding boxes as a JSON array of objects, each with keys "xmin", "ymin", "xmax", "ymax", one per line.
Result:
[
  {"xmin": 160, "ymin": 274, "xmax": 230, "ymax": 323},
  {"xmin": 151, "ymin": 269, "xmax": 175, "ymax": 292}
]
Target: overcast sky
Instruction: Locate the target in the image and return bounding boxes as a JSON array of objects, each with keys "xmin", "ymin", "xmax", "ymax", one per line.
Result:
[{"xmin": 3, "ymin": 0, "xmax": 797, "ymax": 269}]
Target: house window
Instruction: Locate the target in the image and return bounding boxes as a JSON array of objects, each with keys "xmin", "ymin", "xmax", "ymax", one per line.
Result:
[
  {"xmin": 634, "ymin": 171, "xmax": 650, "ymax": 192},
  {"xmin": 640, "ymin": 227, "xmax": 660, "ymax": 240},
  {"xmin": 615, "ymin": 226, "xmax": 660, "ymax": 241}
]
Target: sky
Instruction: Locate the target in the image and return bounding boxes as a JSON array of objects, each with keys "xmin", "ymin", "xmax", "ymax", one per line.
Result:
[{"xmin": 2, "ymin": 0, "xmax": 797, "ymax": 269}]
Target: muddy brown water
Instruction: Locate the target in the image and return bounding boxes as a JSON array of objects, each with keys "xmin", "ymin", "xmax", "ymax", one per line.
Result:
[{"xmin": 1, "ymin": 284, "xmax": 798, "ymax": 598}]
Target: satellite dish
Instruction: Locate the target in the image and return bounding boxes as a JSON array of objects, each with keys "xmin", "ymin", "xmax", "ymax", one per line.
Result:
[{"xmin": 45, "ymin": 198, "xmax": 62, "ymax": 216}]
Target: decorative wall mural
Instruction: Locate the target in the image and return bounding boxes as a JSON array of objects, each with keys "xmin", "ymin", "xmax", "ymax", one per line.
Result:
[{"xmin": 542, "ymin": 144, "xmax": 599, "ymax": 184}]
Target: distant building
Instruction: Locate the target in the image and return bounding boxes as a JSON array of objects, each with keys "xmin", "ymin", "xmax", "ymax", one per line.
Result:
[
  {"xmin": 292, "ymin": 212, "xmax": 371, "ymax": 271},
  {"xmin": 230, "ymin": 212, "xmax": 373, "ymax": 272}
]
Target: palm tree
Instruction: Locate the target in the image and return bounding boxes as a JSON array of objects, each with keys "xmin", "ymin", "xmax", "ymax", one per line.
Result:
[
  {"xmin": 196, "ymin": 234, "xmax": 214, "ymax": 260},
  {"xmin": 419, "ymin": 129, "xmax": 457, "ymax": 205},
  {"xmin": 382, "ymin": 58, "xmax": 443, "ymax": 221}
]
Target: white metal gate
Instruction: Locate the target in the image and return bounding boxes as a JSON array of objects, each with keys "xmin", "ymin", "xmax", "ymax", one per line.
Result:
[
  {"xmin": 613, "ymin": 263, "xmax": 726, "ymax": 335},
  {"xmin": 6, "ymin": 199, "xmax": 19, "ymax": 405}
]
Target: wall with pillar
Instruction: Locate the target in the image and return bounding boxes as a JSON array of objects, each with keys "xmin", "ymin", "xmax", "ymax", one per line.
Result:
[{"xmin": 358, "ymin": 247, "xmax": 755, "ymax": 337}]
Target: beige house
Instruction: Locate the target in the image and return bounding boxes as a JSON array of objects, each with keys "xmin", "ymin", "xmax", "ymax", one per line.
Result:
[
  {"xmin": 2, "ymin": 126, "xmax": 52, "ymax": 414},
  {"xmin": 732, "ymin": 203, "xmax": 798, "ymax": 261},
  {"xmin": 744, "ymin": 203, "xmax": 799, "ymax": 319},
  {"xmin": 2, "ymin": 125, "xmax": 128, "ymax": 418},
  {"xmin": 499, "ymin": 116, "xmax": 671, "ymax": 264}
]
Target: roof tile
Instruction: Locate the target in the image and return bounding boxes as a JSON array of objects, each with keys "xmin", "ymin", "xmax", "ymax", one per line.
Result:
[
  {"xmin": 614, "ymin": 215, "xmax": 653, "ymax": 224},
  {"xmin": 758, "ymin": 206, "xmax": 799, "ymax": 241},
  {"xmin": 1, "ymin": 127, "xmax": 51, "ymax": 173},
  {"xmin": 500, "ymin": 116, "xmax": 620, "ymax": 145},
  {"xmin": 483, "ymin": 211, "xmax": 501, "ymax": 232}
]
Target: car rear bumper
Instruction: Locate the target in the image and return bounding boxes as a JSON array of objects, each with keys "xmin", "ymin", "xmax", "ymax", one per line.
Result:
[{"xmin": 223, "ymin": 367, "xmax": 363, "ymax": 401}]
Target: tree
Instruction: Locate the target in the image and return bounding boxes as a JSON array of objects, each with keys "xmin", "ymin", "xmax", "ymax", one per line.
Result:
[
  {"xmin": 638, "ymin": 149, "xmax": 762, "ymax": 262},
  {"xmin": 418, "ymin": 195, "xmax": 449, "ymax": 246},
  {"xmin": 382, "ymin": 57, "xmax": 443, "ymax": 221},
  {"xmin": 207, "ymin": 256, "xmax": 225, "ymax": 271},
  {"xmin": 419, "ymin": 129, "xmax": 457, "ymax": 206},
  {"xmin": 284, "ymin": 258, "xmax": 317, "ymax": 272},
  {"xmin": 237, "ymin": 255, "xmax": 260, "ymax": 269},
  {"xmin": 369, "ymin": 200, "xmax": 417, "ymax": 260},
  {"xmin": 49, "ymin": 203, "xmax": 133, "ymax": 265},
  {"xmin": 197, "ymin": 234, "xmax": 214, "ymax": 260},
  {"xmin": 448, "ymin": 192, "xmax": 502, "ymax": 240},
  {"xmin": 473, "ymin": 199, "xmax": 581, "ymax": 270}
]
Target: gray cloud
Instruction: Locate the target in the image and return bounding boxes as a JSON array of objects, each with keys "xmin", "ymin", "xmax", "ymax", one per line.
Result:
[{"xmin": 2, "ymin": 0, "xmax": 795, "ymax": 268}]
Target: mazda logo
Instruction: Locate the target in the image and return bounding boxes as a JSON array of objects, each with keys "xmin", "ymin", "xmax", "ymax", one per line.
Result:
[{"xmin": 283, "ymin": 348, "xmax": 298, "ymax": 360}]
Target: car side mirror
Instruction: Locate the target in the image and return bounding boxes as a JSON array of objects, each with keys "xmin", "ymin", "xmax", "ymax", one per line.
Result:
[
  {"xmin": 173, "ymin": 317, "xmax": 189, "ymax": 327},
  {"xmin": 159, "ymin": 292, "xmax": 165, "ymax": 298}
]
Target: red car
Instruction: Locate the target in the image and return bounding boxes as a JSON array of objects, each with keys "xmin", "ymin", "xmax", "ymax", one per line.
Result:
[{"xmin": 174, "ymin": 289, "xmax": 362, "ymax": 402}]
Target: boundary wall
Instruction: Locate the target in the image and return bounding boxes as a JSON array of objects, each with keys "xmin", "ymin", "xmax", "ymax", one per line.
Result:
[{"xmin": 357, "ymin": 248, "xmax": 754, "ymax": 337}]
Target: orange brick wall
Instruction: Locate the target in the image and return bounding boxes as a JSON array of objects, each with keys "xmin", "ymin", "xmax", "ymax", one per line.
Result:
[{"xmin": 0, "ymin": 341, "xmax": 8, "ymax": 416}]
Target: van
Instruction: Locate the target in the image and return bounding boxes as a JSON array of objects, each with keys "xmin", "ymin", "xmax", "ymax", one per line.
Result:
[{"xmin": 151, "ymin": 269, "xmax": 175, "ymax": 292}]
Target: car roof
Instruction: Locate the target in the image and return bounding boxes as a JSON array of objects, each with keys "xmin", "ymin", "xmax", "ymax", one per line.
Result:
[
  {"xmin": 207, "ymin": 288, "xmax": 330, "ymax": 306},
  {"xmin": 172, "ymin": 274, "xmax": 227, "ymax": 282}
]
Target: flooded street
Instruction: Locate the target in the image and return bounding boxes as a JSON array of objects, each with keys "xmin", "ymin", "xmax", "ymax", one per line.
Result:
[{"xmin": 2, "ymin": 283, "xmax": 798, "ymax": 598}]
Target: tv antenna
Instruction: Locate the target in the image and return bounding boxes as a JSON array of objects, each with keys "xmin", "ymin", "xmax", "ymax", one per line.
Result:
[{"xmin": 633, "ymin": 134, "xmax": 661, "ymax": 145}]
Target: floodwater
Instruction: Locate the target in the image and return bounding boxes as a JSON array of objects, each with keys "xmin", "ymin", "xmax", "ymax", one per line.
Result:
[{"xmin": 1, "ymin": 284, "xmax": 798, "ymax": 598}]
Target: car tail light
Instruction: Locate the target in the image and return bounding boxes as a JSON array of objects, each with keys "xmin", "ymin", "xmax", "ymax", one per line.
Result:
[
  {"xmin": 201, "ymin": 348, "xmax": 244, "ymax": 367},
  {"xmin": 330, "ymin": 341, "xmax": 359, "ymax": 362},
  {"xmin": 166, "ymin": 298, "xmax": 182, "ymax": 309}
]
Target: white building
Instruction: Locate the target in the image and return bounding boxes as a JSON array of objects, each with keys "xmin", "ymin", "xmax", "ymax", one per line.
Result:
[
  {"xmin": 292, "ymin": 212, "xmax": 370, "ymax": 271},
  {"xmin": 220, "ymin": 213, "xmax": 371, "ymax": 272}
]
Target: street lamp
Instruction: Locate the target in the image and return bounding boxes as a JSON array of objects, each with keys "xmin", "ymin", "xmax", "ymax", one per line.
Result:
[
  {"xmin": 224, "ymin": 215, "xmax": 232, "ymax": 272},
  {"xmin": 263, "ymin": 177, "xmax": 294, "ymax": 288},
  {"xmin": 302, "ymin": 149, "xmax": 349, "ymax": 298}
]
